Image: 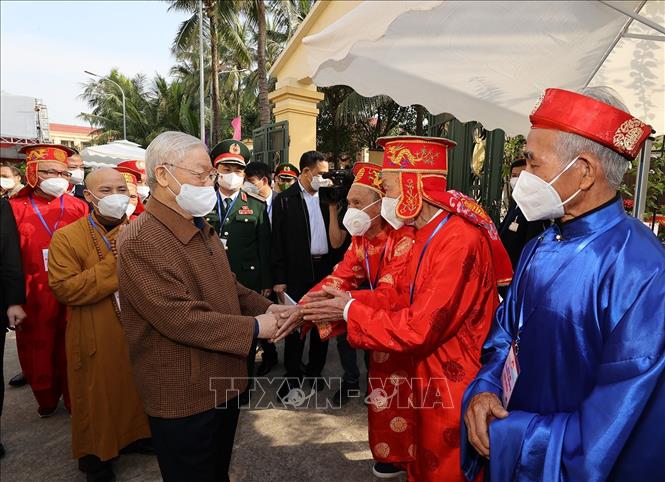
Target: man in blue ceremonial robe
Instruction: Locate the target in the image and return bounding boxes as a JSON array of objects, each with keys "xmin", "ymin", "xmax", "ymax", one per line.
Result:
[{"xmin": 462, "ymin": 86, "xmax": 665, "ymax": 481}]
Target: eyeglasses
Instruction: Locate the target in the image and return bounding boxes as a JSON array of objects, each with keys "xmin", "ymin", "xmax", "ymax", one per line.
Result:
[
  {"xmin": 163, "ymin": 163, "xmax": 218, "ymax": 183},
  {"xmin": 38, "ymin": 169, "xmax": 72, "ymax": 179}
]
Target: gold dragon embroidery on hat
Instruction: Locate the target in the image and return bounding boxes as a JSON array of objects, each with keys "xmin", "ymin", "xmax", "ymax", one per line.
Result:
[
  {"xmin": 387, "ymin": 144, "xmax": 439, "ymax": 168},
  {"xmin": 613, "ymin": 118, "xmax": 645, "ymax": 154}
]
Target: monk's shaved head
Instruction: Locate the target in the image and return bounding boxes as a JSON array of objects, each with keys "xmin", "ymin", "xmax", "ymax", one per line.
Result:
[
  {"xmin": 83, "ymin": 168, "xmax": 130, "ymax": 210},
  {"xmin": 85, "ymin": 168, "xmax": 126, "ymax": 190}
]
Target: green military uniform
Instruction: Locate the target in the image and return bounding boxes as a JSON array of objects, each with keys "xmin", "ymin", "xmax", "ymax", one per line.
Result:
[
  {"xmin": 207, "ymin": 139, "xmax": 272, "ymax": 293},
  {"xmin": 206, "ymin": 189, "xmax": 271, "ymax": 292}
]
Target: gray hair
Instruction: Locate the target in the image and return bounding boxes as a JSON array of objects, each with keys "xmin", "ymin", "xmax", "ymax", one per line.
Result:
[
  {"xmin": 555, "ymin": 86, "xmax": 631, "ymax": 189},
  {"xmin": 144, "ymin": 131, "xmax": 208, "ymax": 186}
]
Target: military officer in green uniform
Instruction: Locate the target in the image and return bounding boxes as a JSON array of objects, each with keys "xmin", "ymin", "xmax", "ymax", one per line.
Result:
[{"xmin": 207, "ymin": 139, "xmax": 272, "ymax": 297}]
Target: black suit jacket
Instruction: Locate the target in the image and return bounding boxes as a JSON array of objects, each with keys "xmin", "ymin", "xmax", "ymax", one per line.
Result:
[
  {"xmin": 271, "ymin": 182, "xmax": 347, "ymax": 300},
  {"xmin": 499, "ymin": 202, "xmax": 549, "ymax": 269},
  {"xmin": 0, "ymin": 197, "xmax": 26, "ymax": 329}
]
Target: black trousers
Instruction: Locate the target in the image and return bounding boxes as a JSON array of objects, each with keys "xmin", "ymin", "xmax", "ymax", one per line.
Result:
[
  {"xmin": 148, "ymin": 402, "xmax": 240, "ymax": 482},
  {"xmin": 0, "ymin": 328, "xmax": 5, "ymax": 418},
  {"xmin": 284, "ymin": 256, "xmax": 331, "ymax": 378}
]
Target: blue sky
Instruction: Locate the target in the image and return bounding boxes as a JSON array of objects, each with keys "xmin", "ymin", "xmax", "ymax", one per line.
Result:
[{"xmin": 1, "ymin": 1, "xmax": 189, "ymax": 125}]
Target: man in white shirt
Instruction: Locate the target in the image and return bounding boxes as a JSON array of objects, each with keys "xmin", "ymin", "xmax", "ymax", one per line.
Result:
[{"xmin": 271, "ymin": 151, "xmax": 348, "ymax": 400}]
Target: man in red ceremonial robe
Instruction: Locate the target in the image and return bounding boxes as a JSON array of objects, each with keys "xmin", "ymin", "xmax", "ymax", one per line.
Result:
[
  {"xmin": 9, "ymin": 144, "xmax": 88, "ymax": 417},
  {"xmin": 299, "ymin": 136, "xmax": 513, "ymax": 482},
  {"xmin": 277, "ymin": 162, "xmax": 417, "ymax": 479}
]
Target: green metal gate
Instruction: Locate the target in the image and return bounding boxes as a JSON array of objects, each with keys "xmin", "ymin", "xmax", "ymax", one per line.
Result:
[
  {"xmin": 428, "ymin": 115, "xmax": 505, "ymax": 224},
  {"xmin": 252, "ymin": 121, "xmax": 289, "ymax": 170}
]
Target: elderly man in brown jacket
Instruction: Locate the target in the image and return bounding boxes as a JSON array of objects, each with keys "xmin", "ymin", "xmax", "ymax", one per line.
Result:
[{"xmin": 117, "ymin": 131, "xmax": 290, "ymax": 482}]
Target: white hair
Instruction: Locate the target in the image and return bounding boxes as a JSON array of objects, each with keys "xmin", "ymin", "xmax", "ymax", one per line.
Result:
[
  {"xmin": 556, "ymin": 86, "xmax": 632, "ymax": 189},
  {"xmin": 144, "ymin": 131, "xmax": 208, "ymax": 186}
]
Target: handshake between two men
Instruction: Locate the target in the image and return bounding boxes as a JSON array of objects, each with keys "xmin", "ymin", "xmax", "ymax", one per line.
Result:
[{"xmin": 257, "ymin": 286, "xmax": 353, "ymax": 342}]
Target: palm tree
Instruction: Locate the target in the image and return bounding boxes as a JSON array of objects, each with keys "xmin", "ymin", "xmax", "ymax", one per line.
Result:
[{"xmin": 169, "ymin": 0, "xmax": 242, "ymax": 144}]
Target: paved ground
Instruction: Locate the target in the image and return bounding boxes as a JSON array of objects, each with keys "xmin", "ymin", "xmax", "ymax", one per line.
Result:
[{"xmin": 2, "ymin": 332, "xmax": 400, "ymax": 482}]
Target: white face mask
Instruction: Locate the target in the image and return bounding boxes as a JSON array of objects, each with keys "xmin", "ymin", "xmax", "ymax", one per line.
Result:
[
  {"xmin": 137, "ymin": 185, "xmax": 150, "ymax": 201},
  {"xmin": 310, "ymin": 174, "xmax": 332, "ymax": 191},
  {"xmin": 242, "ymin": 180, "xmax": 261, "ymax": 196},
  {"xmin": 512, "ymin": 156, "xmax": 581, "ymax": 221},
  {"xmin": 509, "ymin": 177, "xmax": 519, "ymax": 191},
  {"xmin": 126, "ymin": 203, "xmax": 137, "ymax": 218},
  {"xmin": 219, "ymin": 172, "xmax": 244, "ymax": 191},
  {"xmin": 69, "ymin": 169, "xmax": 85, "ymax": 185},
  {"xmin": 90, "ymin": 193, "xmax": 130, "ymax": 220},
  {"xmin": 40, "ymin": 177, "xmax": 70, "ymax": 198},
  {"xmin": 381, "ymin": 196, "xmax": 405, "ymax": 230},
  {"xmin": 342, "ymin": 199, "xmax": 381, "ymax": 237},
  {"xmin": 1, "ymin": 177, "xmax": 16, "ymax": 190},
  {"xmin": 165, "ymin": 168, "xmax": 216, "ymax": 217}
]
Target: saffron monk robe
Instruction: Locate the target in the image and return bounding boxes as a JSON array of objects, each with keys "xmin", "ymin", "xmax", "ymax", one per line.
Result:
[
  {"xmin": 297, "ymin": 136, "xmax": 513, "ymax": 482},
  {"xmin": 9, "ymin": 144, "xmax": 88, "ymax": 417},
  {"xmin": 48, "ymin": 168, "xmax": 152, "ymax": 481},
  {"xmin": 279, "ymin": 162, "xmax": 417, "ymax": 479}
]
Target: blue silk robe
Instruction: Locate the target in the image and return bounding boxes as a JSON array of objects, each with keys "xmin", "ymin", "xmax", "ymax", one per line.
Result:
[{"xmin": 461, "ymin": 196, "xmax": 665, "ymax": 481}]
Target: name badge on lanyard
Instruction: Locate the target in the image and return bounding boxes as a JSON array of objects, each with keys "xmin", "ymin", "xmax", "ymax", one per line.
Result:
[
  {"xmin": 501, "ymin": 341, "xmax": 521, "ymax": 407},
  {"xmin": 42, "ymin": 248, "xmax": 50, "ymax": 272}
]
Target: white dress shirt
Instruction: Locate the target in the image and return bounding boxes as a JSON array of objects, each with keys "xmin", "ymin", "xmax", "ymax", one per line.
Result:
[{"xmin": 299, "ymin": 181, "xmax": 329, "ymax": 256}]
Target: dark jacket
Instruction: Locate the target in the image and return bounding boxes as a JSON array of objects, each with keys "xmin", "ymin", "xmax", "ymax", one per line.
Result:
[
  {"xmin": 499, "ymin": 202, "xmax": 549, "ymax": 269},
  {"xmin": 0, "ymin": 197, "xmax": 26, "ymax": 329},
  {"xmin": 271, "ymin": 181, "xmax": 347, "ymax": 300}
]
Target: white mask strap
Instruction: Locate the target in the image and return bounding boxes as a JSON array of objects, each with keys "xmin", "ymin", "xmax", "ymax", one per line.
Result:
[{"xmin": 549, "ymin": 156, "xmax": 580, "ymax": 186}]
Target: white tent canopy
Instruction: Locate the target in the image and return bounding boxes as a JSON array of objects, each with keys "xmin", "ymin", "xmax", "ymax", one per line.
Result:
[
  {"xmin": 80, "ymin": 140, "xmax": 145, "ymax": 168},
  {"xmin": 300, "ymin": 0, "xmax": 664, "ymax": 136}
]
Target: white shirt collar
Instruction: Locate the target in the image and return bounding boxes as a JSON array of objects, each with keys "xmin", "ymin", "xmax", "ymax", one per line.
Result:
[{"xmin": 299, "ymin": 180, "xmax": 318, "ymax": 198}]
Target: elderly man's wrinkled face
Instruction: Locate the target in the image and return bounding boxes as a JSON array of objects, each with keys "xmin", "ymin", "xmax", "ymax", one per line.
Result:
[
  {"xmin": 524, "ymin": 129, "xmax": 586, "ymax": 205},
  {"xmin": 381, "ymin": 171, "xmax": 401, "ymax": 199},
  {"xmin": 347, "ymin": 185, "xmax": 382, "ymax": 229},
  {"xmin": 156, "ymin": 145, "xmax": 216, "ymax": 194}
]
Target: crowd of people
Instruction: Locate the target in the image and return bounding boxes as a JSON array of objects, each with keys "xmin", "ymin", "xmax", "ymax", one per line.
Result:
[{"xmin": 0, "ymin": 85, "xmax": 663, "ymax": 482}]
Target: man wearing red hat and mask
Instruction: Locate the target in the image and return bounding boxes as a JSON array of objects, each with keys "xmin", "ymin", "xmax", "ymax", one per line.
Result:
[
  {"xmin": 462, "ymin": 87, "xmax": 665, "ymax": 481},
  {"xmin": 299, "ymin": 136, "xmax": 513, "ymax": 481},
  {"xmin": 116, "ymin": 160, "xmax": 148, "ymax": 214},
  {"xmin": 8, "ymin": 144, "xmax": 88, "ymax": 416},
  {"xmin": 275, "ymin": 162, "xmax": 417, "ymax": 479}
]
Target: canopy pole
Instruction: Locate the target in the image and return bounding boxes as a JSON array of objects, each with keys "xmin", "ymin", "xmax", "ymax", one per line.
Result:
[
  {"xmin": 584, "ymin": 0, "xmax": 646, "ymax": 87},
  {"xmin": 632, "ymin": 137, "xmax": 654, "ymax": 220},
  {"xmin": 623, "ymin": 33, "xmax": 665, "ymax": 42},
  {"xmin": 599, "ymin": 1, "xmax": 665, "ymax": 36}
]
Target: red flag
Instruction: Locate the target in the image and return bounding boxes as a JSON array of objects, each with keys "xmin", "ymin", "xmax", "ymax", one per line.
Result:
[{"xmin": 231, "ymin": 116, "xmax": 242, "ymax": 140}]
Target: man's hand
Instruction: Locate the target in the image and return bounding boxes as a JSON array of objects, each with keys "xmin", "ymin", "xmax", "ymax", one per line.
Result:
[
  {"xmin": 300, "ymin": 290, "xmax": 331, "ymax": 304},
  {"xmin": 271, "ymin": 307, "xmax": 305, "ymax": 343},
  {"xmin": 301, "ymin": 285, "xmax": 351, "ymax": 322},
  {"xmin": 7, "ymin": 305, "xmax": 27, "ymax": 330},
  {"xmin": 272, "ymin": 284, "xmax": 287, "ymax": 303},
  {"xmin": 464, "ymin": 392, "xmax": 509, "ymax": 458},
  {"xmin": 255, "ymin": 313, "xmax": 279, "ymax": 339}
]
